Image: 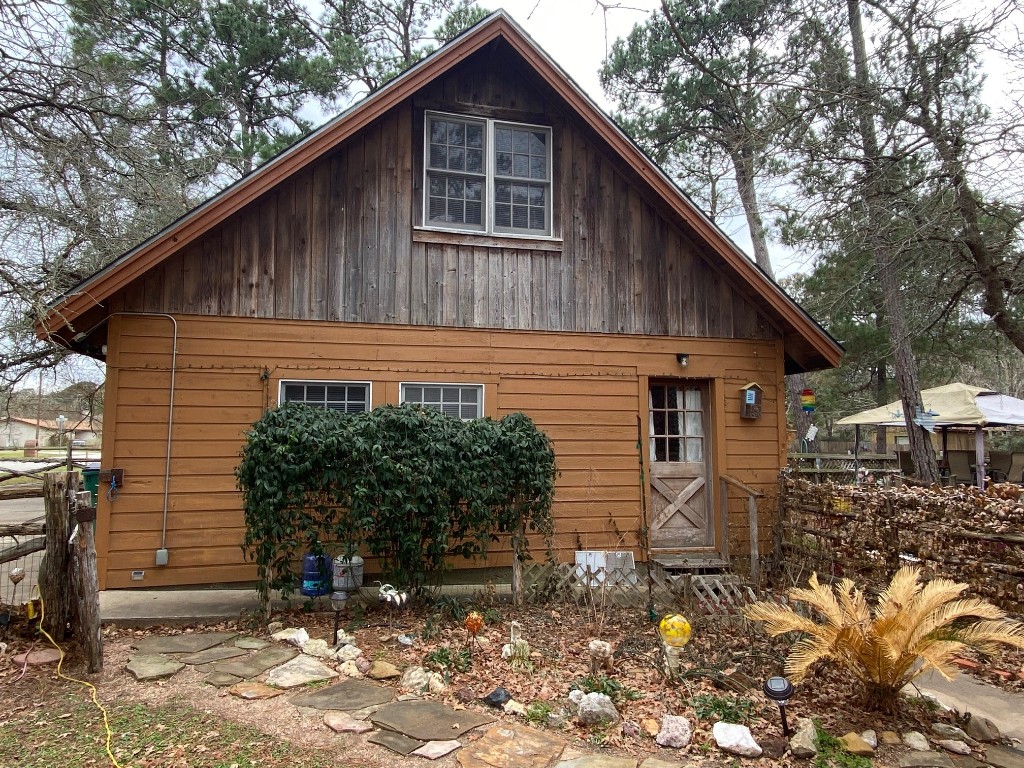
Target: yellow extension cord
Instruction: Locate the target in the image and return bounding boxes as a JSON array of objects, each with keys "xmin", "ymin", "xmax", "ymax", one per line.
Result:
[{"xmin": 36, "ymin": 590, "xmax": 123, "ymax": 768}]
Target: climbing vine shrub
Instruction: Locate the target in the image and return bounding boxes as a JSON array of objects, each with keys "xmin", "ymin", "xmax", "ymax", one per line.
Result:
[{"xmin": 237, "ymin": 403, "xmax": 556, "ymax": 601}]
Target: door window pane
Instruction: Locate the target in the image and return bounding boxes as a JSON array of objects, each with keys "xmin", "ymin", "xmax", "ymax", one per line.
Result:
[{"xmin": 649, "ymin": 383, "xmax": 705, "ymax": 463}]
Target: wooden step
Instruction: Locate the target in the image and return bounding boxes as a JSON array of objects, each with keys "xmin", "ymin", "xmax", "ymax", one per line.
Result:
[{"xmin": 650, "ymin": 554, "xmax": 730, "ymax": 573}]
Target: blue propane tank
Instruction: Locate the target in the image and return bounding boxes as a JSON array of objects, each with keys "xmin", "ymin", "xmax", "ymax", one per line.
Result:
[{"xmin": 300, "ymin": 552, "xmax": 331, "ymax": 597}]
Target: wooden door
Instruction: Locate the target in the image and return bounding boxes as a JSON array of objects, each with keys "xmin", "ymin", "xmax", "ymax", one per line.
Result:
[{"xmin": 648, "ymin": 381, "xmax": 714, "ymax": 549}]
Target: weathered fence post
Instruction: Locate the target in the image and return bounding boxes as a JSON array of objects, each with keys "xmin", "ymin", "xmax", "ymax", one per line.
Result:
[
  {"xmin": 772, "ymin": 473, "xmax": 787, "ymax": 580},
  {"xmin": 720, "ymin": 475, "xmax": 765, "ymax": 588},
  {"xmin": 70, "ymin": 480, "xmax": 103, "ymax": 673},
  {"xmin": 511, "ymin": 521, "xmax": 525, "ymax": 607},
  {"xmin": 719, "ymin": 479, "xmax": 730, "ymax": 565},
  {"xmin": 748, "ymin": 494, "xmax": 760, "ymax": 587},
  {"xmin": 883, "ymin": 496, "xmax": 900, "ymax": 580},
  {"xmin": 41, "ymin": 472, "xmax": 72, "ymax": 638}
]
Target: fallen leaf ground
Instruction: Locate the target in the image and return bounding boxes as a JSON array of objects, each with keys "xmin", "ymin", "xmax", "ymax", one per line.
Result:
[{"xmin": 0, "ymin": 595, "xmax": 1018, "ymax": 768}]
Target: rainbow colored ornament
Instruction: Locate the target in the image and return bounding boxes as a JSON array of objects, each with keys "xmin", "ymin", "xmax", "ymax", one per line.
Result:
[{"xmin": 801, "ymin": 388, "xmax": 816, "ymax": 413}]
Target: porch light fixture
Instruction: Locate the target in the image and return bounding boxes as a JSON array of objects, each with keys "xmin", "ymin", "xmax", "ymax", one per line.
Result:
[
  {"xmin": 676, "ymin": 353, "xmax": 689, "ymax": 367},
  {"xmin": 330, "ymin": 591, "xmax": 348, "ymax": 646},
  {"xmin": 763, "ymin": 676, "xmax": 795, "ymax": 736}
]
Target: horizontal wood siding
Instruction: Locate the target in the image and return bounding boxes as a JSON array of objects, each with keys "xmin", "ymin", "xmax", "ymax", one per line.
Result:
[
  {"xmin": 98, "ymin": 315, "xmax": 783, "ymax": 588},
  {"xmin": 116, "ymin": 55, "xmax": 781, "ymax": 345}
]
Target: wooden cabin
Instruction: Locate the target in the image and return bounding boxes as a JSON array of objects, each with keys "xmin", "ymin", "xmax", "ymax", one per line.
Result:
[{"xmin": 39, "ymin": 12, "xmax": 841, "ymax": 589}]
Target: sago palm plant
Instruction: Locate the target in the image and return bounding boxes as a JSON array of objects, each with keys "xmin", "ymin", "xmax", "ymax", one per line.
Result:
[{"xmin": 744, "ymin": 566, "xmax": 1024, "ymax": 711}]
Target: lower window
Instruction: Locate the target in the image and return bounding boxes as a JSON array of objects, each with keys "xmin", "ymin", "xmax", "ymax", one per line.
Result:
[
  {"xmin": 280, "ymin": 381, "xmax": 370, "ymax": 412},
  {"xmin": 401, "ymin": 383, "xmax": 482, "ymax": 420}
]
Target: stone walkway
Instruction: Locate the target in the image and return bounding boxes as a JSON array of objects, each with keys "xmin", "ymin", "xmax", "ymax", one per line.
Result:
[
  {"xmin": 123, "ymin": 629, "xmax": 686, "ymax": 768},
  {"xmin": 119, "ymin": 629, "xmax": 1024, "ymax": 768}
]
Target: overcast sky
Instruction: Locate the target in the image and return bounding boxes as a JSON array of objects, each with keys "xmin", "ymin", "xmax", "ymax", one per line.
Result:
[
  {"xmin": 490, "ymin": 1, "xmax": 662, "ymax": 109},
  {"xmin": 490, "ymin": 0, "xmax": 778, "ymax": 273}
]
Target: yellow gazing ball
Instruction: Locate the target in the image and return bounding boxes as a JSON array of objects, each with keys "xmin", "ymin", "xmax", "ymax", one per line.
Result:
[{"xmin": 658, "ymin": 614, "xmax": 692, "ymax": 648}]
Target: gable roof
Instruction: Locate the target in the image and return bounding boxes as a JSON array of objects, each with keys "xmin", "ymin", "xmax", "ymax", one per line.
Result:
[{"xmin": 38, "ymin": 11, "xmax": 841, "ymax": 373}]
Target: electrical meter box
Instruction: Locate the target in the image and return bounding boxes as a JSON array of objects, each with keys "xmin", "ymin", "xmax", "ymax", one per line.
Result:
[{"xmin": 740, "ymin": 382, "xmax": 763, "ymax": 420}]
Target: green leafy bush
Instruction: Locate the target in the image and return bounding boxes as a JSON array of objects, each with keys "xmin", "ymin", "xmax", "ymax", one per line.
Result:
[
  {"xmin": 431, "ymin": 595, "xmax": 467, "ymax": 623},
  {"xmin": 237, "ymin": 403, "xmax": 556, "ymax": 601}
]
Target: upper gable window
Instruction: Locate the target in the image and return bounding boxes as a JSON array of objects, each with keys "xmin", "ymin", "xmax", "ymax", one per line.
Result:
[{"xmin": 425, "ymin": 112, "xmax": 551, "ymax": 236}]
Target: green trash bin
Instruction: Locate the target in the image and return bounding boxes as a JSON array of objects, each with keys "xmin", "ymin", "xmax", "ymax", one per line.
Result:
[{"xmin": 82, "ymin": 462, "xmax": 100, "ymax": 507}]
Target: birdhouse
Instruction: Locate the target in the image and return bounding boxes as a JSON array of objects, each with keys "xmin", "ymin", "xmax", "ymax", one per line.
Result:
[{"xmin": 740, "ymin": 383, "xmax": 763, "ymax": 420}]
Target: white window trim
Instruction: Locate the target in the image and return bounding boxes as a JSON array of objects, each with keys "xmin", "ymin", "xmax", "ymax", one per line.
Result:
[
  {"xmin": 423, "ymin": 110, "xmax": 553, "ymax": 238},
  {"xmin": 278, "ymin": 379, "xmax": 373, "ymax": 411},
  {"xmin": 400, "ymin": 381, "xmax": 485, "ymax": 420}
]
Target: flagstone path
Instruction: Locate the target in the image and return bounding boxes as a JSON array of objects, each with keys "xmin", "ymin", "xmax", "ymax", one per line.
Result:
[
  {"xmin": 290, "ymin": 679, "xmax": 395, "ymax": 711},
  {"xmin": 118, "ymin": 629, "xmax": 689, "ymax": 768},
  {"xmin": 371, "ymin": 700, "xmax": 494, "ymax": 741}
]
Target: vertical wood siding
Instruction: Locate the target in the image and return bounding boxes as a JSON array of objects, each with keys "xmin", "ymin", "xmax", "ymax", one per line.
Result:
[
  {"xmin": 96, "ymin": 316, "xmax": 783, "ymax": 589},
  {"xmin": 118, "ymin": 55, "xmax": 781, "ymax": 345}
]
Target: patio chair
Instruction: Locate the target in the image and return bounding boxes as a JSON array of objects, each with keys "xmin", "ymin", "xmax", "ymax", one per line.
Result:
[
  {"xmin": 1006, "ymin": 452, "xmax": 1024, "ymax": 484},
  {"xmin": 896, "ymin": 451, "xmax": 914, "ymax": 476},
  {"xmin": 945, "ymin": 450, "xmax": 976, "ymax": 486},
  {"xmin": 989, "ymin": 450, "xmax": 1012, "ymax": 483}
]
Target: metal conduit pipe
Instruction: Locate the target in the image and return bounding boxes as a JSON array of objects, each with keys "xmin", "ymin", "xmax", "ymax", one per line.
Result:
[{"xmin": 71, "ymin": 311, "xmax": 178, "ymax": 566}]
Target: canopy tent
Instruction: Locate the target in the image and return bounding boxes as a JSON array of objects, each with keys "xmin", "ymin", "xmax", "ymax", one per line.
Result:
[
  {"xmin": 836, "ymin": 383, "xmax": 1024, "ymax": 485},
  {"xmin": 836, "ymin": 383, "xmax": 1024, "ymax": 428}
]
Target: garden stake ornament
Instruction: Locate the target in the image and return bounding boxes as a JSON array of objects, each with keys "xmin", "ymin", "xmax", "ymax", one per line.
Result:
[
  {"xmin": 658, "ymin": 614, "xmax": 692, "ymax": 677},
  {"xmin": 465, "ymin": 610, "xmax": 484, "ymax": 653},
  {"xmin": 588, "ymin": 639, "xmax": 615, "ymax": 674},
  {"xmin": 330, "ymin": 591, "xmax": 348, "ymax": 647},
  {"xmin": 501, "ymin": 621, "xmax": 531, "ymax": 666},
  {"xmin": 377, "ymin": 583, "xmax": 409, "ymax": 630}
]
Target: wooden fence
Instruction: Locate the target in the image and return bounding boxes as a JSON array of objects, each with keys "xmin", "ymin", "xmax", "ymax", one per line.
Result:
[
  {"xmin": 0, "ymin": 460, "xmax": 102, "ymax": 670},
  {"xmin": 520, "ymin": 560, "xmax": 758, "ymax": 618},
  {"xmin": 1, "ymin": 461, "xmax": 59, "ymax": 614},
  {"xmin": 774, "ymin": 476, "xmax": 1024, "ymax": 615},
  {"xmin": 787, "ymin": 453, "xmax": 898, "ymax": 484}
]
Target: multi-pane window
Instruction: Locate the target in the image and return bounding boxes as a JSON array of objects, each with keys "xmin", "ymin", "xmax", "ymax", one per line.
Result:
[
  {"xmin": 494, "ymin": 126, "xmax": 548, "ymax": 231},
  {"xmin": 427, "ymin": 117, "xmax": 485, "ymax": 227},
  {"xmin": 649, "ymin": 383, "xmax": 704, "ymax": 463},
  {"xmin": 281, "ymin": 381, "xmax": 370, "ymax": 412},
  {"xmin": 425, "ymin": 113, "xmax": 551, "ymax": 236},
  {"xmin": 401, "ymin": 383, "xmax": 483, "ymax": 420}
]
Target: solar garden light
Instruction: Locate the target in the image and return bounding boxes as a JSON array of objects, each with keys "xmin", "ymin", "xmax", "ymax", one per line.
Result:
[
  {"xmin": 763, "ymin": 676, "xmax": 795, "ymax": 736},
  {"xmin": 330, "ymin": 591, "xmax": 348, "ymax": 646}
]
